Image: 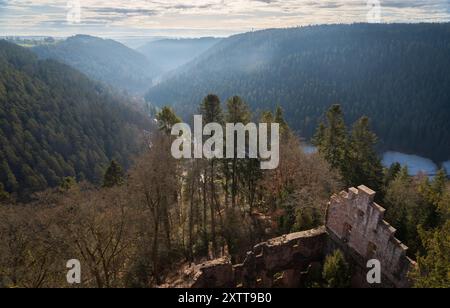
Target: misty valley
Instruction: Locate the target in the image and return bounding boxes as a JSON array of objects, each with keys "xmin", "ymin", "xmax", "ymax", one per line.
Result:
[{"xmin": 0, "ymin": 21, "xmax": 449, "ymax": 289}]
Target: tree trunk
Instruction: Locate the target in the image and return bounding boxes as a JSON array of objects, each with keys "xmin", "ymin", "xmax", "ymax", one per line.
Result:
[
  {"xmin": 209, "ymin": 160, "xmax": 217, "ymax": 257},
  {"xmin": 188, "ymin": 175, "xmax": 195, "ymax": 262},
  {"xmin": 232, "ymin": 157, "xmax": 238, "ymax": 208},
  {"xmin": 162, "ymin": 195, "xmax": 171, "ymax": 251}
]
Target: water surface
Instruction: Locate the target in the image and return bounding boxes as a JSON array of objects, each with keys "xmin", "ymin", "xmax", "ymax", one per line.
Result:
[
  {"xmin": 382, "ymin": 152, "xmax": 438, "ymax": 176},
  {"xmin": 302, "ymin": 145, "xmax": 447, "ymax": 177},
  {"xmin": 443, "ymin": 161, "xmax": 450, "ymax": 175}
]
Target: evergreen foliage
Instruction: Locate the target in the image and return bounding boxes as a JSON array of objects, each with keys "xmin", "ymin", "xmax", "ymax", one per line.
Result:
[
  {"xmin": 0, "ymin": 40, "xmax": 151, "ymax": 198},
  {"xmin": 146, "ymin": 23, "xmax": 450, "ymax": 162}
]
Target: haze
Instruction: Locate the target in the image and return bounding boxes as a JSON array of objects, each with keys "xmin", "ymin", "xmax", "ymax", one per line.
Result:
[{"xmin": 1, "ymin": 0, "xmax": 449, "ymax": 38}]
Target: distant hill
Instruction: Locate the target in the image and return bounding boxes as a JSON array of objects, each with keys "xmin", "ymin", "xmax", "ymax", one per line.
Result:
[
  {"xmin": 32, "ymin": 35, "xmax": 159, "ymax": 95},
  {"xmin": 0, "ymin": 40, "xmax": 152, "ymax": 198},
  {"xmin": 138, "ymin": 37, "xmax": 221, "ymax": 74},
  {"xmin": 145, "ymin": 23, "xmax": 450, "ymax": 162}
]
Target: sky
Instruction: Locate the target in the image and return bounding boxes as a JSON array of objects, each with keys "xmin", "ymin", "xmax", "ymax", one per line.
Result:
[{"xmin": 0, "ymin": 0, "xmax": 449, "ymax": 38}]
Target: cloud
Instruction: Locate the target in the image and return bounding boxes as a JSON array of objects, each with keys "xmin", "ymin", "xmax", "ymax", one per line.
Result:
[
  {"xmin": 0, "ymin": 0, "xmax": 449, "ymax": 37},
  {"xmin": 89, "ymin": 8, "xmax": 157, "ymax": 15}
]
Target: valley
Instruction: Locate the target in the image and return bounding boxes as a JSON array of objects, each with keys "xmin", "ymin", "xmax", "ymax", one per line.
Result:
[
  {"xmin": 1, "ymin": 20, "xmax": 449, "ymax": 289},
  {"xmin": 145, "ymin": 23, "xmax": 450, "ymax": 163}
]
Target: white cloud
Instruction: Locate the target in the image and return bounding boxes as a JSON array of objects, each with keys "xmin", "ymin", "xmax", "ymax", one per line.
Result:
[{"xmin": 0, "ymin": 0, "xmax": 449, "ymax": 37}]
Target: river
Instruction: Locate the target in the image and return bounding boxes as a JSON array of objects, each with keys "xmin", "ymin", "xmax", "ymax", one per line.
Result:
[{"xmin": 302, "ymin": 145, "xmax": 449, "ymax": 177}]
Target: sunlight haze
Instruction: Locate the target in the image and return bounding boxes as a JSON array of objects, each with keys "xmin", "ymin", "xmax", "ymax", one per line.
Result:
[{"xmin": 1, "ymin": 0, "xmax": 449, "ymax": 38}]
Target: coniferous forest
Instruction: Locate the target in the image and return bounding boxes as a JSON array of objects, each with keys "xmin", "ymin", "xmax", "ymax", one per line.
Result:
[
  {"xmin": 32, "ymin": 35, "xmax": 160, "ymax": 95},
  {"xmin": 0, "ymin": 20, "xmax": 449, "ymax": 289},
  {"xmin": 146, "ymin": 24, "xmax": 450, "ymax": 162},
  {"xmin": 0, "ymin": 41, "xmax": 152, "ymax": 199}
]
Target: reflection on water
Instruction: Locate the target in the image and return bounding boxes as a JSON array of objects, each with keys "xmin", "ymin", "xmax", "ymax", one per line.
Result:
[
  {"xmin": 443, "ymin": 161, "xmax": 450, "ymax": 175},
  {"xmin": 382, "ymin": 152, "xmax": 439, "ymax": 176},
  {"xmin": 302, "ymin": 145, "xmax": 448, "ymax": 177}
]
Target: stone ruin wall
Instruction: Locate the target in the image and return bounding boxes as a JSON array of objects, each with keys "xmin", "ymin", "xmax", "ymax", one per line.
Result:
[
  {"xmin": 326, "ymin": 185, "xmax": 416, "ymax": 288},
  {"xmin": 175, "ymin": 227, "xmax": 327, "ymax": 288},
  {"xmin": 171, "ymin": 185, "xmax": 416, "ymax": 288}
]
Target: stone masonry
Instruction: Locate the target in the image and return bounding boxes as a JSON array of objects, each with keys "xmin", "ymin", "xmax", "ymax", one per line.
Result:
[
  {"xmin": 325, "ymin": 185, "xmax": 416, "ymax": 288},
  {"xmin": 167, "ymin": 185, "xmax": 416, "ymax": 288}
]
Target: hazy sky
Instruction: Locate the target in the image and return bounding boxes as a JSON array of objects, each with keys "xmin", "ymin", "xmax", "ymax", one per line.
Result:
[{"xmin": 1, "ymin": 0, "xmax": 449, "ymax": 38}]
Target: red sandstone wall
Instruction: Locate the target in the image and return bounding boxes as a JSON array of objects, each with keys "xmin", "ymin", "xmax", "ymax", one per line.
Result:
[{"xmin": 326, "ymin": 185, "xmax": 415, "ymax": 288}]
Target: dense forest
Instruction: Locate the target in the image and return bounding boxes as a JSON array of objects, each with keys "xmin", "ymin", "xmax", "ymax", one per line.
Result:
[
  {"xmin": 0, "ymin": 23, "xmax": 449, "ymax": 288},
  {"xmin": 32, "ymin": 35, "xmax": 160, "ymax": 95},
  {"xmin": 138, "ymin": 37, "xmax": 221, "ymax": 74},
  {"xmin": 0, "ymin": 40, "xmax": 152, "ymax": 199},
  {"xmin": 145, "ymin": 23, "xmax": 450, "ymax": 162},
  {"xmin": 1, "ymin": 92, "xmax": 448, "ymax": 288}
]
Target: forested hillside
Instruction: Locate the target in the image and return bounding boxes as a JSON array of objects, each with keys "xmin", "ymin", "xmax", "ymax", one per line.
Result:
[
  {"xmin": 32, "ymin": 35, "xmax": 159, "ymax": 95},
  {"xmin": 0, "ymin": 40, "xmax": 152, "ymax": 198},
  {"xmin": 145, "ymin": 23, "xmax": 450, "ymax": 162},
  {"xmin": 2, "ymin": 97, "xmax": 448, "ymax": 288},
  {"xmin": 138, "ymin": 37, "xmax": 221, "ymax": 74}
]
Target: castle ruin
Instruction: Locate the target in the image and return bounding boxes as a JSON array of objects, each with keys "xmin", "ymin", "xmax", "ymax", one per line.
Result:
[
  {"xmin": 167, "ymin": 186, "xmax": 416, "ymax": 288},
  {"xmin": 325, "ymin": 185, "xmax": 415, "ymax": 287}
]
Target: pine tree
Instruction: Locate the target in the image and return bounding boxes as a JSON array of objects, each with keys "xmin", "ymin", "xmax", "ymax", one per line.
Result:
[
  {"xmin": 438, "ymin": 187, "xmax": 450, "ymax": 220},
  {"xmin": 0, "ymin": 183, "xmax": 10, "ymax": 203},
  {"xmin": 225, "ymin": 96, "xmax": 252, "ymax": 209},
  {"xmin": 384, "ymin": 162, "xmax": 402, "ymax": 187},
  {"xmin": 260, "ymin": 111, "xmax": 274, "ymax": 123},
  {"xmin": 347, "ymin": 116, "xmax": 383, "ymax": 191},
  {"xmin": 274, "ymin": 106, "xmax": 288, "ymax": 134},
  {"xmin": 412, "ymin": 222, "xmax": 450, "ymax": 288},
  {"xmin": 313, "ymin": 104, "xmax": 348, "ymax": 176},
  {"xmin": 59, "ymin": 177, "xmax": 76, "ymax": 192},
  {"xmin": 103, "ymin": 160, "xmax": 125, "ymax": 188},
  {"xmin": 156, "ymin": 106, "xmax": 181, "ymax": 134},
  {"xmin": 385, "ymin": 167, "xmax": 440, "ymax": 254},
  {"xmin": 199, "ymin": 94, "xmax": 223, "ymax": 124},
  {"xmin": 199, "ymin": 94, "xmax": 223, "ymax": 256},
  {"xmin": 322, "ymin": 250, "xmax": 351, "ymax": 288},
  {"xmin": 431, "ymin": 169, "xmax": 447, "ymax": 201},
  {"xmin": 0, "ymin": 161, "xmax": 18, "ymax": 192},
  {"xmin": 226, "ymin": 96, "xmax": 251, "ymax": 124}
]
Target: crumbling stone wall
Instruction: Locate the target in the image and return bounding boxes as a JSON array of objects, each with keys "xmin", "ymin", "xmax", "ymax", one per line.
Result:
[
  {"xmin": 169, "ymin": 186, "xmax": 415, "ymax": 288},
  {"xmin": 232, "ymin": 227, "xmax": 327, "ymax": 288},
  {"xmin": 326, "ymin": 185, "xmax": 416, "ymax": 288},
  {"xmin": 188, "ymin": 227, "xmax": 327, "ymax": 288}
]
